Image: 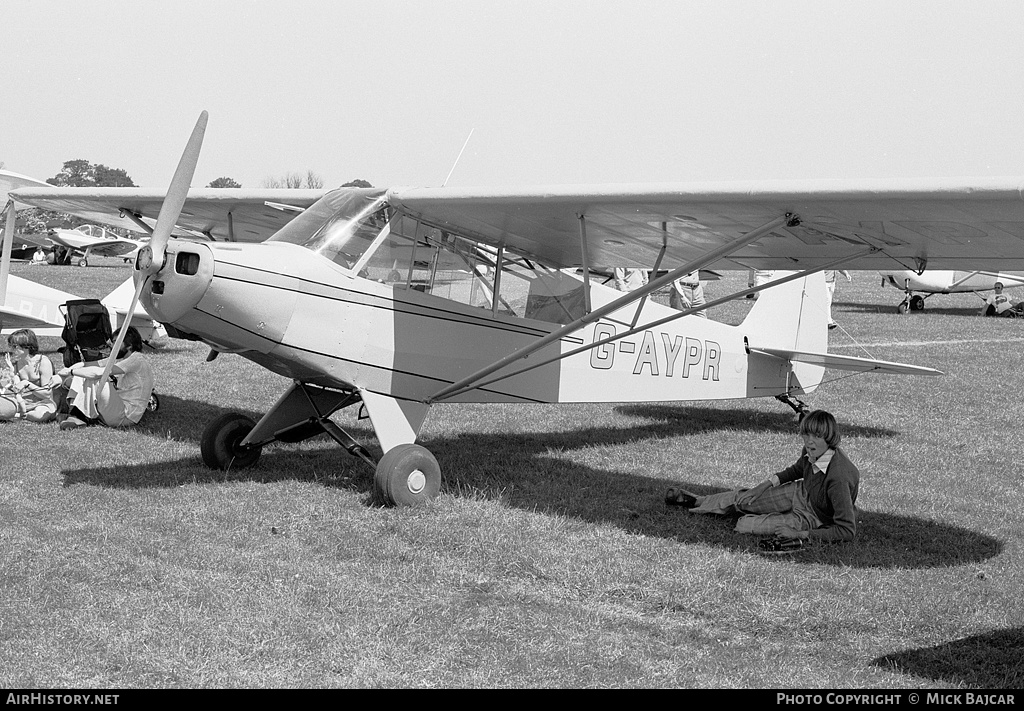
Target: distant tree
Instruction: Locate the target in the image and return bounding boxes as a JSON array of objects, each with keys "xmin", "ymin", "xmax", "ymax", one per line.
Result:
[
  {"xmin": 21, "ymin": 159, "xmax": 135, "ymax": 234},
  {"xmin": 341, "ymin": 179, "xmax": 373, "ymax": 188},
  {"xmin": 261, "ymin": 170, "xmax": 326, "ymax": 189},
  {"xmin": 92, "ymin": 164, "xmax": 135, "ymax": 187},
  {"xmin": 305, "ymin": 170, "xmax": 324, "ymax": 189},
  {"xmin": 46, "ymin": 159, "xmax": 136, "ymax": 187},
  {"xmin": 208, "ymin": 176, "xmax": 242, "ymax": 188}
]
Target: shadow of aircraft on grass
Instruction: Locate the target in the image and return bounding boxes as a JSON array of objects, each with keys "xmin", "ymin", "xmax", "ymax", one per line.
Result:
[
  {"xmin": 872, "ymin": 628, "xmax": 1024, "ymax": 689},
  {"xmin": 61, "ymin": 402, "xmax": 1001, "ymax": 570}
]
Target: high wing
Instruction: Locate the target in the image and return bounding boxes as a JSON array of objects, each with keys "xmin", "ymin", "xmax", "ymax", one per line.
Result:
[
  {"xmin": 8, "ymin": 187, "xmax": 326, "ymax": 242},
  {"xmin": 385, "ymin": 178, "xmax": 1024, "ymax": 272}
]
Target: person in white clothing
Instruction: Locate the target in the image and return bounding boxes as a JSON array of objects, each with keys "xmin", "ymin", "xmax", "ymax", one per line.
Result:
[
  {"xmin": 613, "ymin": 268, "xmax": 648, "ymax": 292},
  {"xmin": 824, "ymin": 270, "xmax": 852, "ymax": 329},
  {"xmin": 57, "ymin": 326, "xmax": 154, "ymax": 430}
]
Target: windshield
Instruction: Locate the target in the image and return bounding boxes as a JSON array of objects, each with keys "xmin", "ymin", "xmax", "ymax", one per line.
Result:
[{"xmin": 268, "ymin": 188, "xmax": 390, "ymax": 269}]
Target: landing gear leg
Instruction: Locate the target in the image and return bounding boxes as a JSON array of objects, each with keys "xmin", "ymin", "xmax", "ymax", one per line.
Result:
[{"xmin": 775, "ymin": 394, "xmax": 810, "ymax": 421}]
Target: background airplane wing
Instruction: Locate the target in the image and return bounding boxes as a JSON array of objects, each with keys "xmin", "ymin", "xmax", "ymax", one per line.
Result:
[
  {"xmin": 0, "ymin": 305, "xmax": 53, "ymax": 330},
  {"xmin": 1, "ymin": 169, "xmax": 50, "ymax": 203},
  {"xmin": 44, "ymin": 232, "xmax": 140, "ymax": 257},
  {"xmin": 386, "ymin": 177, "xmax": 1024, "ymax": 272},
  {"xmin": 8, "ymin": 187, "xmax": 326, "ymax": 242}
]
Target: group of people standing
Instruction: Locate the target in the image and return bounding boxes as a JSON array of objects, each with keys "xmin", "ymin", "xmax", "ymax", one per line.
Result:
[
  {"xmin": 0, "ymin": 327, "xmax": 154, "ymax": 430},
  {"xmin": 612, "ymin": 267, "xmax": 707, "ymax": 317},
  {"xmin": 613, "ymin": 267, "xmax": 850, "ymax": 326}
]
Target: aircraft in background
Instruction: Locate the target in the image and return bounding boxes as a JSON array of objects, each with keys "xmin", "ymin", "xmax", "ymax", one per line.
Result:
[
  {"xmin": 44, "ymin": 224, "xmax": 144, "ymax": 266},
  {"xmin": 879, "ymin": 269, "xmax": 1024, "ymax": 313},
  {"xmin": 0, "ymin": 170, "xmax": 167, "ymax": 344},
  {"xmin": 30, "ymin": 113, "xmax": 1024, "ymax": 508}
]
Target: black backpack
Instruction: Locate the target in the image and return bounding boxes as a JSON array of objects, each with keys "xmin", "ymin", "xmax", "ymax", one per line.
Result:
[{"xmin": 60, "ymin": 299, "xmax": 114, "ymax": 367}]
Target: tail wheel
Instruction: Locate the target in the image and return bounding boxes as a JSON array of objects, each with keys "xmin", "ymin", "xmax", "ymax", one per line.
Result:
[
  {"xmin": 374, "ymin": 443, "xmax": 441, "ymax": 506},
  {"xmin": 201, "ymin": 413, "xmax": 262, "ymax": 470}
]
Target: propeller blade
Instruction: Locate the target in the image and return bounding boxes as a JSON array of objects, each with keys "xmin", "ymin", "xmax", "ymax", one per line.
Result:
[
  {"xmin": 136, "ymin": 110, "xmax": 208, "ymax": 276},
  {"xmin": 100, "ymin": 111, "xmax": 208, "ymax": 384}
]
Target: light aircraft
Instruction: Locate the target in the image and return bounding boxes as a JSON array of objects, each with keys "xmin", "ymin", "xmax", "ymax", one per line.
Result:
[
  {"xmin": 879, "ymin": 269, "xmax": 1024, "ymax": 313},
  {"xmin": 21, "ymin": 112, "xmax": 1024, "ymax": 507},
  {"xmin": 44, "ymin": 224, "xmax": 144, "ymax": 266}
]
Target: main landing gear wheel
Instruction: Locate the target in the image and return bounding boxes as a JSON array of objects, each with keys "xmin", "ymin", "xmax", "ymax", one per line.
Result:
[
  {"xmin": 78, "ymin": 257, "xmax": 88, "ymax": 267},
  {"xmin": 201, "ymin": 413, "xmax": 262, "ymax": 470},
  {"xmin": 910, "ymin": 294, "xmax": 925, "ymax": 311},
  {"xmin": 374, "ymin": 443, "xmax": 441, "ymax": 507}
]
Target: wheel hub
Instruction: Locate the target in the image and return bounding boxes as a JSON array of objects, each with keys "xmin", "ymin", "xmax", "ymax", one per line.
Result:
[{"xmin": 406, "ymin": 469, "xmax": 426, "ymax": 494}]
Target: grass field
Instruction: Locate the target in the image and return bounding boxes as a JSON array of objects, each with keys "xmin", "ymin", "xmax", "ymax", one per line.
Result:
[{"xmin": 1, "ymin": 258, "xmax": 1022, "ymax": 689}]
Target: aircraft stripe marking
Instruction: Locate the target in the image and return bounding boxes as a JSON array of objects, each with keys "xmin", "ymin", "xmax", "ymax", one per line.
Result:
[{"xmin": 212, "ymin": 272, "xmax": 586, "ymax": 344}]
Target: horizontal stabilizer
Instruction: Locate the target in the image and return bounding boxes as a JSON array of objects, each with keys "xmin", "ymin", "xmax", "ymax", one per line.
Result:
[{"xmin": 750, "ymin": 346, "xmax": 943, "ymax": 377}]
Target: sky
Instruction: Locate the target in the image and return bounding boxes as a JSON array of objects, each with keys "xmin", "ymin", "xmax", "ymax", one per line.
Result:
[{"xmin": 3, "ymin": 0, "xmax": 1024, "ymax": 190}]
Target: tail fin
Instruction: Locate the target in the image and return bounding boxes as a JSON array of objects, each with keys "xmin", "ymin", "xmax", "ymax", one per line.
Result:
[{"xmin": 741, "ymin": 271, "xmax": 829, "ymax": 394}]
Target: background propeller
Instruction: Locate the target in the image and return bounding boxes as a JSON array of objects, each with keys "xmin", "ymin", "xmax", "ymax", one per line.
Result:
[{"xmin": 99, "ymin": 111, "xmax": 208, "ymax": 383}]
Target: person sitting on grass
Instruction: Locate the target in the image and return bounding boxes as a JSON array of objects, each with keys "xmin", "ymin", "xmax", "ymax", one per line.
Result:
[
  {"xmin": 56, "ymin": 326, "xmax": 154, "ymax": 431},
  {"xmin": 665, "ymin": 410, "xmax": 859, "ymax": 544},
  {"xmin": 0, "ymin": 329, "xmax": 60, "ymax": 423}
]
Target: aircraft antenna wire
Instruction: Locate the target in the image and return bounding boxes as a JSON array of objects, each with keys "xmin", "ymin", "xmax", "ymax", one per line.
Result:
[{"xmin": 442, "ymin": 129, "xmax": 475, "ymax": 188}]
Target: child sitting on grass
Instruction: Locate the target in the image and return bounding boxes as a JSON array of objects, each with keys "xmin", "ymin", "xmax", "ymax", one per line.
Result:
[{"xmin": 666, "ymin": 410, "xmax": 860, "ymax": 544}]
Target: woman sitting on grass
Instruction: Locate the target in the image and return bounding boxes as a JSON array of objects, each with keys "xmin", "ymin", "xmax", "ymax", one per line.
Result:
[
  {"xmin": 56, "ymin": 326, "xmax": 154, "ymax": 430},
  {"xmin": 0, "ymin": 329, "xmax": 59, "ymax": 423},
  {"xmin": 665, "ymin": 410, "xmax": 860, "ymax": 545}
]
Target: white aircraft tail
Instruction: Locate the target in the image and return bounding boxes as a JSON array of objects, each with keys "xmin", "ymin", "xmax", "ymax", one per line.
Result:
[
  {"xmin": 738, "ymin": 271, "xmax": 942, "ymax": 396},
  {"xmin": 740, "ymin": 271, "xmax": 829, "ymax": 395}
]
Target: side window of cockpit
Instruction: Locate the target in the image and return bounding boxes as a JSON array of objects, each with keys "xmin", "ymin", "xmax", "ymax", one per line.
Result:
[{"xmin": 175, "ymin": 252, "xmax": 201, "ymax": 276}]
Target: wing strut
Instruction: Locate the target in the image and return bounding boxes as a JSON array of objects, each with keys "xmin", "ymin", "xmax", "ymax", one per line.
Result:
[
  {"xmin": 577, "ymin": 214, "xmax": 592, "ymax": 314},
  {"xmin": 433, "ymin": 249, "xmax": 875, "ymax": 401},
  {"xmin": 1, "ymin": 200, "xmax": 15, "ymax": 306},
  {"xmin": 425, "ymin": 212, "xmax": 799, "ymax": 404},
  {"xmin": 121, "ymin": 210, "xmax": 155, "ymax": 236}
]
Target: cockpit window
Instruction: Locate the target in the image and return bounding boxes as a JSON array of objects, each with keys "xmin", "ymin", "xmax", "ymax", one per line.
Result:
[{"xmin": 267, "ymin": 188, "xmax": 390, "ymax": 269}]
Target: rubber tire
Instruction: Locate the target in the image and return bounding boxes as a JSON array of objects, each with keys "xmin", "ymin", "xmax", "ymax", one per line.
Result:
[
  {"xmin": 910, "ymin": 295, "xmax": 925, "ymax": 311},
  {"xmin": 201, "ymin": 413, "xmax": 262, "ymax": 470},
  {"xmin": 897, "ymin": 301, "xmax": 909, "ymax": 314},
  {"xmin": 374, "ymin": 444, "xmax": 441, "ymax": 507},
  {"xmin": 147, "ymin": 392, "xmax": 160, "ymax": 413},
  {"xmin": 78, "ymin": 257, "xmax": 88, "ymax": 267}
]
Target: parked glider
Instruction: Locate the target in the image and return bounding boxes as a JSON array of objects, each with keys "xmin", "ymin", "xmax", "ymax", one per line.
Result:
[
  {"xmin": 25, "ymin": 113, "xmax": 1024, "ymax": 508},
  {"xmin": 879, "ymin": 269, "xmax": 1024, "ymax": 313}
]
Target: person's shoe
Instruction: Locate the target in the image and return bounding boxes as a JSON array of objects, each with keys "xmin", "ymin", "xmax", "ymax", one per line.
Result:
[
  {"xmin": 665, "ymin": 488, "xmax": 698, "ymax": 508},
  {"xmin": 59, "ymin": 416, "xmax": 87, "ymax": 431}
]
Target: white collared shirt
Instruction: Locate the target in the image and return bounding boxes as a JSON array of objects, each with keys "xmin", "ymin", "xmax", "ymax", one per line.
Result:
[{"xmin": 770, "ymin": 448, "xmax": 834, "ymax": 486}]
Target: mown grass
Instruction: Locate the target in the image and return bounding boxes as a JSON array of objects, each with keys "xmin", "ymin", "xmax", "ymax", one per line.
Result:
[{"xmin": 1, "ymin": 259, "xmax": 1022, "ymax": 688}]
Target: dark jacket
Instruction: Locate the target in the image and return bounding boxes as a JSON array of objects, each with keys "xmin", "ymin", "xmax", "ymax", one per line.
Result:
[{"xmin": 776, "ymin": 447, "xmax": 859, "ymax": 542}]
